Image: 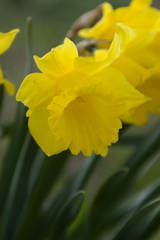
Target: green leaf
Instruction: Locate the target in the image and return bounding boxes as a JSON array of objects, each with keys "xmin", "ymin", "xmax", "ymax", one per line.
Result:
[
  {"xmin": 30, "ymin": 153, "xmax": 99, "ymax": 240},
  {"xmin": 88, "ymin": 152, "xmax": 160, "ymax": 239},
  {"xmin": 113, "ymin": 198, "xmax": 160, "ymax": 240},
  {"xmin": 91, "ymin": 168, "xmax": 129, "ymax": 222},
  {"xmin": 0, "ymin": 104, "xmax": 28, "ymax": 217},
  {"xmin": 0, "ymin": 124, "xmax": 13, "ymax": 137},
  {"xmin": 0, "ymin": 132, "xmax": 38, "ymax": 240},
  {"xmin": 12, "ymin": 150, "xmax": 69, "ymax": 240},
  {"xmin": 126, "ymin": 122, "xmax": 160, "ymax": 173},
  {"xmin": 50, "ymin": 191, "xmax": 85, "ymax": 239},
  {"xmin": 93, "ymin": 180, "xmax": 160, "ymax": 240}
]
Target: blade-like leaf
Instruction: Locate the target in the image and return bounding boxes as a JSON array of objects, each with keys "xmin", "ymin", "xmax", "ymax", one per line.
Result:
[
  {"xmin": 0, "ymin": 132, "xmax": 38, "ymax": 240},
  {"xmin": 126, "ymin": 122, "xmax": 160, "ymax": 173},
  {"xmin": 113, "ymin": 198, "xmax": 160, "ymax": 240},
  {"xmin": 12, "ymin": 150, "xmax": 69, "ymax": 240},
  {"xmin": 50, "ymin": 191, "xmax": 85, "ymax": 239},
  {"xmin": 0, "ymin": 124, "xmax": 13, "ymax": 137},
  {"xmin": 29, "ymin": 153, "xmax": 100, "ymax": 239},
  {"xmin": 91, "ymin": 168, "xmax": 129, "ymax": 222}
]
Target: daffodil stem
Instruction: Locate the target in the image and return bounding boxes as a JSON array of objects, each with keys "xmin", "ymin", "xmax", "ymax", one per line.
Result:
[
  {"xmin": 126, "ymin": 121, "xmax": 160, "ymax": 173},
  {"xmin": 25, "ymin": 16, "xmax": 33, "ymax": 75}
]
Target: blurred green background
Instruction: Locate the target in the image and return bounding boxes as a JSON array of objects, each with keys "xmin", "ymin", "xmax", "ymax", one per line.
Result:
[{"xmin": 0, "ymin": 0, "xmax": 160, "ymax": 192}]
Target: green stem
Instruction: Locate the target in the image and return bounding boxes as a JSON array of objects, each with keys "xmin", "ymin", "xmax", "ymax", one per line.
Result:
[{"xmin": 25, "ymin": 16, "xmax": 33, "ymax": 75}]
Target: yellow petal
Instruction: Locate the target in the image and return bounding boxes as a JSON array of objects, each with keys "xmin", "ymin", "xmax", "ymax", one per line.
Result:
[
  {"xmin": 85, "ymin": 49, "xmax": 148, "ymax": 88},
  {"xmin": 16, "ymin": 73, "xmax": 56, "ymax": 111},
  {"xmin": 34, "ymin": 38, "xmax": 78, "ymax": 77},
  {"xmin": 26, "ymin": 109, "xmax": 32, "ymax": 117},
  {"xmin": 0, "ymin": 66, "xmax": 3, "ymax": 81},
  {"xmin": 140, "ymin": 62, "xmax": 160, "ymax": 114},
  {"xmin": 74, "ymin": 33, "xmax": 121, "ymax": 76},
  {"xmin": 3, "ymin": 79, "xmax": 15, "ymax": 95},
  {"xmin": 148, "ymin": 30, "xmax": 160, "ymax": 59},
  {"xmin": 115, "ymin": 6, "xmax": 160, "ymax": 31},
  {"xmin": 123, "ymin": 62, "xmax": 160, "ymax": 125},
  {"xmin": 121, "ymin": 104, "xmax": 150, "ymax": 126},
  {"xmin": 129, "ymin": 0, "xmax": 152, "ymax": 9},
  {"xmin": 128, "ymin": 49, "xmax": 159, "ymax": 68},
  {"xmin": 110, "ymin": 54, "xmax": 146, "ymax": 88},
  {"xmin": 0, "ymin": 29, "xmax": 19, "ymax": 55},
  {"xmin": 0, "ymin": 66, "xmax": 15, "ymax": 95},
  {"xmin": 116, "ymin": 23, "xmax": 155, "ymax": 53},
  {"xmin": 116, "ymin": 23, "xmax": 136, "ymax": 52},
  {"xmin": 79, "ymin": 1, "xmax": 160, "ymax": 43},
  {"xmin": 78, "ymin": 2, "xmax": 115, "ymax": 41},
  {"xmin": 94, "ymin": 49, "xmax": 108, "ymax": 61},
  {"xmin": 56, "ymin": 70, "xmax": 90, "ymax": 94},
  {"xmin": 48, "ymin": 84, "xmax": 126, "ymax": 157},
  {"xmin": 91, "ymin": 67, "xmax": 149, "ymax": 110},
  {"xmin": 28, "ymin": 104, "xmax": 62, "ymax": 156}
]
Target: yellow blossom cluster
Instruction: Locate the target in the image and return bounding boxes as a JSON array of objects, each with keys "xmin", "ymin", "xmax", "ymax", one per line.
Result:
[
  {"xmin": 0, "ymin": 29, "xmax": 19, "ymax": 95},
  {"xmin": 79, "ymin": 0, "xmax": 160, "ymax": 126},
  {"xmin": 16, "ymin": 0, "xmax": 160, "ymax": 157}
]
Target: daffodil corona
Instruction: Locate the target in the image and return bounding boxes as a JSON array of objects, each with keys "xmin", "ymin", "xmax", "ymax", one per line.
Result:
[
  {"xmin": 78, "ymin": 0, "xmax": 160, "ymax": 125},
  {"xmin": 16, "ymin": 38, "xmax": 148, "ymax": 157},
  {"xmin": 0, "ymin": 28, "xmax": 19, "ymax": 95}
]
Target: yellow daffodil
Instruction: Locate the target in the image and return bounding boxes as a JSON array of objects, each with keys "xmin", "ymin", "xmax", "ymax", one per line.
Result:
[
  {"xmin": 0, "ymin": 28, "xmax": 19, "ymax": 95},
  {"xmin": 16, "ymin": 38, "xmax": 148, "ymax": 157},
  {"xmin": 0, "ymin": 66, "xmax": 14, "ymax": 95},
  {"xmin": 78, "ymin": 0, "xmax": 160, "ymax": 126},
  {"xmin": 93, "ymin": 23, "xmax": 160, "ymax": 125},
  {"xmin": 78, "ymin": 0, "xmax": 160, "ymax": 41}
]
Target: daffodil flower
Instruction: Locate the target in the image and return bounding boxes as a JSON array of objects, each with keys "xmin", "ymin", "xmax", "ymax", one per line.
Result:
[
  {"xmin": 93, "ymin": 23, "xmax": 160, "ymax": 125},
  {"xmin": 0, "ymin": 28, "xmax": 19, "ymax": 95},
  {"xmin": 78, "ymin": 0, "xmax": 160, "ymax": 41},
  {"xmin": 78, "ymin": 0, "xmax": 160, "ymax": 126},
  {"xmin": 16, "ymin": 38, "xmax": 148, "ymax": 157}
]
